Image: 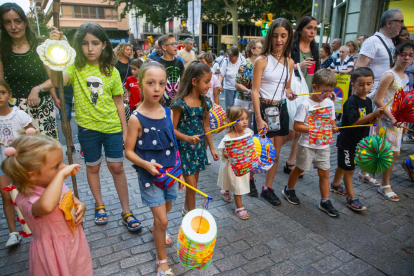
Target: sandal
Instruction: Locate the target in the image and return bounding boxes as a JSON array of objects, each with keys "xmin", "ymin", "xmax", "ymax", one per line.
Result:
[
  {"xmin": 284, "ymin": 162, "xmax": 303, "ymax": 178},
  {"xmin": 5, "ymin": 232, "xmax": 22, "ymax": 248},
  {"xmin": 358, "ymin": 172, "xmax": 380, "ymax": 187},
  {"xmin": 149, "ymin": 224, "xmax": 173, "ymax": 247},
  {"xmin": 155, "ymin": 259, "xmax": 174, "ymax": 276},
  {"xmin": 122, "ymin": 212, "xmax": 142, "ymax": 232},
  {"xmin": 235, "ymin": 207, "xmax": 249, "ymax": 220},
  {"xmin": 221, "ymin": 190, "xmax": 232, "ymax": 203},
  {"xmin": 378, "ymin": 185, "xmax": 399, "ymax": 202},
  {"xmin": 330, "ymin": 183, "xmax": 347, "ymax": 196},
  {"xmin": 94, "ymin": 205, "xmax": 108, "ymax": 225}
]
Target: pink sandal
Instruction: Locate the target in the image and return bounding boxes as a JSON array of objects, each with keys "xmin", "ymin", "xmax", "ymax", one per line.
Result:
[
  {"xmin": 149, "ymin": 223, "xmax": 173, "ymax": 247},
  {"xmin": 221, "ymin": 190, "xmax": 232, "ymax": 203},
  {"xmin": 235, "ymin": 207, "xmax": 249, "ymax": 220},
  {"xmin": 155, "ymin": 259, "xmax": 174, "ymax": 276}
]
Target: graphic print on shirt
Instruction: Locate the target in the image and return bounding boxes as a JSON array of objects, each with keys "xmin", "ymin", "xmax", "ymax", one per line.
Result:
[
  {"xmin": 164, "ymin": 65, "xmax": 181, "ymax": 100},
  {"xmin": 359, "ymin": 107, "xmax": 366, "ymax": 118},
  {"xmin": 86, "ymin": 76, "xmax": 103, "ymax": 105},
  {"xmin": 0, "ymin": 123, "xmax": 13, "ymax": 146}
]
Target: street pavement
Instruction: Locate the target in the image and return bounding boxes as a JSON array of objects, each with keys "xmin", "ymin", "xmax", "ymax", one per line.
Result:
[{"xmin": 1, "ymin": 97, "xmax": 414, "ymax": 275}]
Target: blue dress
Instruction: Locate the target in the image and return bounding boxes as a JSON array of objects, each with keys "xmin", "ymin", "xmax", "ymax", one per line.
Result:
[
  {"xmin": 132, "ymin": 107, "xmax": 177, "ymax": 185},
  {"xmin": 171, "ymin": 97, "xmax": 212, "ymax": 175}
]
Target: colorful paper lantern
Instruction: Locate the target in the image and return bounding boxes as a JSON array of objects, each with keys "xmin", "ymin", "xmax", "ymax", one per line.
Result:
[
  {"xmin": 177, "ymin": 209, "xmax": 217, "ymax": 270},
  {"xmin": 252, "ymin": 134, "xmax": 276, "ymax": 173},
  {"xmin": 308, "ymin": 106, "xmax": 333, "ymax": 146},
  {"xmin": 37, "ymin": 39, "xmax": 76, "ymax": 71},
  {"xmin": 224, "ymin": 133, "xmax": 260, "ymax": 176},
  {"xmin": 2, "ymin": 185, "xmax": 32, "ymax": 238},
  {"xmin": 355, "ymin": 135, "xmax": 393, "ymax": 175},
  {"xmin": 391, "ymin": 89, "xmax": 414, "ymax": 123},
  {"xmin": 209, "ymin": 103, "xmax": 226, "ymax": 134}
]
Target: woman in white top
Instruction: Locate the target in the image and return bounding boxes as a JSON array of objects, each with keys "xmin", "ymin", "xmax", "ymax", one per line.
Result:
[
  {"xmin": 252, "ymin": 18, "xmax": 296, "ymax": 206},
  {"xmin": 219, "ymin": 46, "xmax": 243, "ymax": 109},
  {"xmin": 372, "ymin": 42, "xmax": 414, "ymax": 202}
]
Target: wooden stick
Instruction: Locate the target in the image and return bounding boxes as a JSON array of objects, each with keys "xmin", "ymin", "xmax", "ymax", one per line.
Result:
[
  {"xmin": 199, "ymin": 119, "xmax": 240, "ymax": 138},
  {"xmin": 159, "ymin": 169, "xmax": 212, "ymax": 199},
  {"xmin": 383, "ymin": 83, "xmax": 409, "ymax": 109},
  {"xmin": 337, "ymin": 124, "xmax": 375, "ymax": 129},
  {"xmin": 381, "ymin": 118, "xmax": 414, "ymax": 132}
]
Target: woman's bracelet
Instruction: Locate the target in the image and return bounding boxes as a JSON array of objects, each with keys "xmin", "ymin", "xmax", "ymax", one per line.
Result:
[{"xmin": 255, "ymin": 115, "xmax": 262, "ymax": 120}]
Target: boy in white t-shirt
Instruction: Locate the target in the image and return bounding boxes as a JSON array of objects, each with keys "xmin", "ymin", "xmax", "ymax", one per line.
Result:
[{"xmin": 282, "ymin": 69, "xmax": 340, "ymax": 217}]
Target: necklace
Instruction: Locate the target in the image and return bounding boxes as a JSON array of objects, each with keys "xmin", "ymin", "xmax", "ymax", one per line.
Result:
[
  {"xmin": 271, "ymin": 52, "xmax": 282, "ymax": 58},
  {"xmin": 12, "ymin": 41, "xmax": 29, "ymax": 49}
]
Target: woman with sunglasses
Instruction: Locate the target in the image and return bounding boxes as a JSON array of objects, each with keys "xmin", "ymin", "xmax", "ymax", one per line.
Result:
[
  {"xmin": 373, "ymin": 42, "xmax": 414, "ymax": 202},
  {"xmin": 0, "ymin": 3, "xmax": 59, "ymax": 139}
]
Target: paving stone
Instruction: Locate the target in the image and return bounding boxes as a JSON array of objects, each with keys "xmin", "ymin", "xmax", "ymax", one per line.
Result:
[
  {"xmin": 137, "ymin": 261, "xmax": 155, "ymax": 275},
  {"xmin": 338, "ymin": 259, "xmax": 372, "ymax": 275},
  {"xmin": 92, "ymin": 263, "xmax": 121, "ymax": 276},
  {"xmin": 333, "ymin": 250, "xmax": 355, "ymax": 263},
  {"xmin": 215, "ymin": 253, "xmax": 247, "ymax": 272},
  {"xmin": 221, "ymin": 240, "xmax": 251, "ymax": 256},
  {"xmin": 317, "ymin": 241, "xmax": 341, "ymax": 254},
  {"xmin": 290, "ymin": 249, "xmax": 325, "ymax": 267},
  {"xmin": 270, "ymin": 261, "xmax": 297, "ymax": 275},
  {"xmin": 243, "ymin": 255, "xmax": 274, "ymax": 274},
  {"xmin": 98, "ymin": 250, "xmax": 131, "ymax": 266},
  {"xmin": 120, "ymin": 252, "xmax": 153, "ymax": 269},
  {"xmin": 311, "ymin": 256, "xmax": 343, "ymax": 274}
]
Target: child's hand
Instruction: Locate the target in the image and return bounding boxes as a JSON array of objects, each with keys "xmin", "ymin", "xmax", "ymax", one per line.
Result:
[
  {"xmin": 73, "ymin": 197, "xmax": 85, "ymax": 226},
  {"xmin": 60, "ymin": 164, "xmax": 81, "ymax": 179},
  {"xmin": 373, "ymin": 107, "xmax": 384, "ymax": 118},
  {"xmin": 210, "ymin": 149, "xmax": 220, "ymax": 161},
  {"xmin": 286, "ymin": 89, "xmax": 297, "ymax": 101},
  {"xmin": 332, "ymin": 125, "xmax": 338, "ymax": 134},
  {"xmin": 144, "ymin": 161, "xmax": 162, "ymax": 176},
  {"xmin": 187, "ymin": 135, "xmax": 201, "ymax": 145},
  {"xmin": 49, "ymin": 26, "xmax": 63, "ymax": 40}
]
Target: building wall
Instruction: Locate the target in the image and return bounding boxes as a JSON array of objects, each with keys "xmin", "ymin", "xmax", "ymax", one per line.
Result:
[{"xmin": 389, "ymin": 0, "xmax": 414, "ymax": 33}]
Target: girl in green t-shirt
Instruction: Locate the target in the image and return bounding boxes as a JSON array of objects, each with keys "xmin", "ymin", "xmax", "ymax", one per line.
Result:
[{"xmin": 49, "ymin": 23, "xmax": 142, "ymax": 232}]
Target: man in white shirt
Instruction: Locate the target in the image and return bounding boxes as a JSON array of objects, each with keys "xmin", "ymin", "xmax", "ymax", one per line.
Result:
[
  {"xmin": 330, "ymin": 46, "xmax": 354, "ymax": 74},
  {"xmin": 178, "ymin": 38, "xmax": 197, "ymax": 69},
  {"xmin": 218, "ymin": 46, "xmax": 243, "ymax": 109},
  {"xmin": 356, "ymin": 8, "xmax": 404, "ymax": 95},
  {"xmin": 330, "ymin": 38, "xmax": 342, "ymax": 60}
]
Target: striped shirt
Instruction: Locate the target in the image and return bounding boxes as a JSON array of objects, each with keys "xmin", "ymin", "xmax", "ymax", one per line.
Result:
[{"xmin": 330, "ymin": 55, "xmax": 354, "ymax": 71}]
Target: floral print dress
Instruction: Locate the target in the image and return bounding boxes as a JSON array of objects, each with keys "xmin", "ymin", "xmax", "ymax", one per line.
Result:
[
  {"xmin": 235, "ymin": 59, "xmax": 253, "ymax": 101},
  {"xmin": 172, "ymin": 97, "xmax": 212, "ymax": 175}
]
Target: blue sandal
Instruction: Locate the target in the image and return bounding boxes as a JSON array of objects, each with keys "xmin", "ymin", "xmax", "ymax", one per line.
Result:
[
  {"xmin": 122, "ymin": 212, "xmax": 142, "ymax": 232},
  {"xmin": 94, "ymin": 205, "xmax": 108, "ymax": 225}
]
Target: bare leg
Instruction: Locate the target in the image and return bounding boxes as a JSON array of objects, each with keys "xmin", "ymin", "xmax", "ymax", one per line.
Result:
[
  {"xmin": 287, "ymin": 131, "xmax": 301, "ymax": 168},
  {"xmin": 318, "ymin": 168, "xmax": 330, "ymax": 199},
  {"xmin": 332, "ymin": 167, "xmax": 344, "ymax": 186},
  {"xmin": 381, "ymin": 151, "xmax": 400, "ymax": 200},
  {"xmin": 86, "ymin": 163, "xmax": 107, "ymax": 222},
  {"xmin": 343, "ymin": 170, "xmax": 355, "ymax": 199},
  {"xmin": 287, "ymin": 167, "xmax": 304, "ymax": 190},
  {"xmin": 234, "ymin": 194, "xmax": 243, "ymax": 209},
  {"xmin": 265, "ymin": 136, "xmax": 285, "ymax": 188},
  {"xmin": 0, "ymin": 175, "xmax": 17, "ymax": 233},
  {"xmin": 183, "ymin": 172, "xmax": 200, "ymax": 211},
  {"xmin": 150, "ymin": 204, "xmax": 170, "ymax": 272}
]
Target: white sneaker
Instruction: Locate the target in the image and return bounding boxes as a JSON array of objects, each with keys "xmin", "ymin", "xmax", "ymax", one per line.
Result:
[{"xmin": 5, "ymin": 232, "xmax": 22, "ymax": 248}]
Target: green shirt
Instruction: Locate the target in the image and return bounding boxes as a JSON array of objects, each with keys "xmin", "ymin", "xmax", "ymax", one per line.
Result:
[
  {"xmin": 300, "ymin": 50, "xmax": 313, "ymax": 92},
  {"xmin": 65, "ymin": 63, "xmax": 123, "ymax": 133}
]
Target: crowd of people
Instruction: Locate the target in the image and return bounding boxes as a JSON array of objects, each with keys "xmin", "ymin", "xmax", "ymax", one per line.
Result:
[{"xmin": 0, "ymin": 2, "xmax": 413, "ymax": 276}]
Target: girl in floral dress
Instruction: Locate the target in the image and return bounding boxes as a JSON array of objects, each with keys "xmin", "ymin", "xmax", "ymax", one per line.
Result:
[{"xmin": 171, "ymin": 61, "xmax": 220, "ymax": 214}]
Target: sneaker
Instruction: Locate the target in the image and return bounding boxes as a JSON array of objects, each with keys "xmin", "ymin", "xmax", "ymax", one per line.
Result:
[
  {"xmin": 79, "ymin": 148, "xmax": 84, "ymax": 159},
  {"xmin": 330, "ymin": 183, "xmax": 347, "ymax": 196},
  {"xmin": 319, "ymin": 200, "xmax": 339, "ymax": 217},
  {"xmin": 346, "ymin": 197, "xmax": 367, "ymax": 211},
  {"xmin": 248, "ymin": 179, "xmax": 259, "ymax": 197},
  {"xmin": 5, "ymin": 232, "xmax": 22, "ymax": 248},
  {"xmin": 261, "ymin": 187, "xmax": 281, "ymax": 206},
  {"xmin": 205, "ymin": 157, "xmax": 211, "ymax": 165},
  {"xmin": 282, "ymin": 186, "xmax": 300, "ymax": 205},
  {"xmin": 66, "ymin": 145, "xmax": 76, "ymax": 155}
]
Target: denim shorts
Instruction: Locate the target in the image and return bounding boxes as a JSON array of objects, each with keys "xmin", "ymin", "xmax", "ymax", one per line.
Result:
[
  {"xmin": 59, "ymin": 101, "xmax": 73, "ymax": 121},
  {"xmin": 138, "ymin": 174, "xmax": 178, "ymax": 207},
  {"xmin": 77, "ymin": 126, "xmax": 124, "ymax": 166}
]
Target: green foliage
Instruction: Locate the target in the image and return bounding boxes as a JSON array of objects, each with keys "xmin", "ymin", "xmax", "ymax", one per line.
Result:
[
  {"xmin": 201, "ymin": 0, "xmax": 231, "ymax": 26},
  {"xmin": 27, "ymin": 8, "xmax": 49, "ymax": 37},
  {"xmin": 261, "ymin": 0, "xmax": 312, "ymax": 24}
]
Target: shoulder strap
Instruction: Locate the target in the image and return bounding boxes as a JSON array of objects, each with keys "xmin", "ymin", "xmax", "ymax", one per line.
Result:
[
  {"xmin": 164, "ymin": 107, "xmax": 179, "ymax": 150},
  {"xmin": 375, "ymin": 35, "xmax": 394, "ymax": 68}
]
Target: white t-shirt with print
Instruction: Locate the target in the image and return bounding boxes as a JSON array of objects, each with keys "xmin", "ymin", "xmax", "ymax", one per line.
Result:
[
  {"xmin": 0, "ymin": 107, "xmax": 32, "ymax": 163},
  {"xmin": 295, "ymin": 97, "xmax": 335, "ymax": 149},
  {"xmin": 206, "ymin": 74, "xmax": 219, "ymax": 103},
  {"xmin": 220, "ymin": 57, "xmax": 242, "ymax": 90},
  {"xmin": 359, "ymin": 32, "xmax": 395, "ymax": 94}
]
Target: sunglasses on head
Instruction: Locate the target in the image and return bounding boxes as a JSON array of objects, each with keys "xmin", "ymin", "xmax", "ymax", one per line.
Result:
[
  {"xmin": 398, "ymin": 53, "xmax": 414, "ymax": 58},
  {"xmin": 87, "ymin": 81, "xmax": 101, "ymax": 88}
]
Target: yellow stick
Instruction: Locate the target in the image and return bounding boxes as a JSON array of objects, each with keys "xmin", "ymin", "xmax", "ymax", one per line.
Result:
[
  {"xmin": 337, "ymin": 124, "xmax": 375, "ymax": 129},
  {"xmin": 199, "ymin": 119, "xmax": 239, "ymax": 138},
  {"xmin": 383, "ymin": 83, "xmax": 409, "ymax": 109},
  {"xmin": 258, "ymin": 127, "xmax": 265, "ymax": 134},
  {"xmin": 295, "ymin": 92, "xmax": 322, "ymax": 96},
  {"xmin": 159, "ymin": 169, "xmax": 210, "ymax": 198}
]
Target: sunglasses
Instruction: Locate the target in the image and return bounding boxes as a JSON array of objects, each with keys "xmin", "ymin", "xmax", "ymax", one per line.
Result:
[
  {"xmin": 398, "ymin": 53, "xmax": 414, "ymax": 58},
  {"xmin": 87, "ymin": 81, "xmax": 101, "ymax": 88},
  {"xmin": 392, "ymin": 19, "xmax": 404, "ymax": 24},
  {"xmin": 165, "ymin": 42, "xmax": 178, "ymax": 46}
]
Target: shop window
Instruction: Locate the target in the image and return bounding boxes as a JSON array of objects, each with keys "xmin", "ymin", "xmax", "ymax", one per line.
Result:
[{"xmin": 61, "ymin": 5, "xmax": 72, "ymax": 18}]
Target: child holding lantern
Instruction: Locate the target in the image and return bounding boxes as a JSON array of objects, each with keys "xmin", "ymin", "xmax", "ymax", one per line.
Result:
[{"xmin": 282, "ymin": 69, "xmax": 339, "ymax": 217}]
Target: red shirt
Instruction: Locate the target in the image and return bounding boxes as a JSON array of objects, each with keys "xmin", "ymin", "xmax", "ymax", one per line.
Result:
[{"xmin": 125, "ymin": 76, "xmax": 141, "ymax": 109}]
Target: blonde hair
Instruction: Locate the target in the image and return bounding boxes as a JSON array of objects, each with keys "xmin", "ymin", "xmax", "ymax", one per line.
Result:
[
  {"xmin": 312, "ymin": 69, "xmax": 337, "ymax": 87},
  {"xmin": 226, "ymin": 105, "xmax": 249, "ymax": 132},
  {"xmin": 114, "ymin": 42, "xmax": 132, "ymax": 59},
  {"xmin": 1, "ymin": 134, "xmax": 61, "ymax": 195}
]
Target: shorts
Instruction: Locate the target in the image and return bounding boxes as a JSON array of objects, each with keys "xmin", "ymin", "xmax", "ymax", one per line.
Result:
[
  {"xmin": 254, "ymin": 101, "xmax": 289, "ymax": 138},
  {"xmin": 337, "ymin": 148, "xmax": 356, "ymax": 171},
  {"xmin": 296, "ymin": 145, "xmax": 330, "ymax": 171},
  {"xmin": 138, "ymin": 174, "xmax": 178, "ymax": 207},
  {"xmin": 77, "ymin": 126, "xmax": 124, "ymax": 166},
  {"xmin": 0, "ymin": 167, "xmax": 4, "ymax": 177},
  {"xmin": 59, "ymin": 101, "xmax": 73, "ymax": 121}
]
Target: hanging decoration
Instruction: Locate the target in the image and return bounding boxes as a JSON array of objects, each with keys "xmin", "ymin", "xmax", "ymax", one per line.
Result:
[
  {"xmin": 391, "ymin": 88, "xmax": 414, "ymax": 123},
  {"xmin": 252, "ymin": 134, "xmax": 276, "ymax": 173},
  {"xmin": 308, "ymin": 106, "xmax": 333, "ymax": 146},
  {"xmin": 224, "ymin": 133, "xmax": 260, "ymax": 176},
  {"xmin": 209, "ymin": 103, "xmax": 226, "ymax": 134}
]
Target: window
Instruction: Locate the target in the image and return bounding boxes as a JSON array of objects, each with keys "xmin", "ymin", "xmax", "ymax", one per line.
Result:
[
  {"xmin": 89, "ymin": 7, "xmax": 97, "ymax": 19},
  {"xmin": 82, "ymin": 6, "xmax": 89, "ymax": 18},
  {"xmin": 97, "ymin": 7, "xmax": 105, "ymax": 19},
  {"xmin": 74, "ymin": 6, "xmax": 81, "ymax": 18},
  {"xmin": 61, "ymin": 5, "xmax": 72, "ymax": 18},
  {"xmin": 105, "ymin": 8, "xmax": 113, "ymax": 20}
]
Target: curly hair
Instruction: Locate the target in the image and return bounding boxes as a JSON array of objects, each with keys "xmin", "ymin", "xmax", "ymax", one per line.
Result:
[{"xmin": 114, "ymin": 42, "xmax": 132, "ymax": 60}]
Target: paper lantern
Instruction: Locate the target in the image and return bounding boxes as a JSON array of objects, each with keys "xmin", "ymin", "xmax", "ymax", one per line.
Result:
[
  {"xmin": 224, "ymin": 133, "xmax": 260, "ymax": 176},
  {"xmin": 308, "ymin": 106, "xmax": 333, "ymax": 146},
  {"xmin": 177, "ymin": 209, "xmax": 217, "ymax": 270},
  {"xmin": 209, "ymin": 104, "xmax": 226, "ymax": 134},
  {"xmin": 252, "ymin": 134, "xmax": 276, "ymax": 173},
  {"xmin": 37, "ymin": 39, "xmax": 76, "ymax": 71},
  {"xmin": 2, "ymin": 185, "xmax": 32, "ymax": 238},
  {"xmin": 391, "ymin": 89, "xmax": 414, "ymax": 123},
  {"xmin": 355, "ymin": 135, "xmax": 393, "ymax": 175}
]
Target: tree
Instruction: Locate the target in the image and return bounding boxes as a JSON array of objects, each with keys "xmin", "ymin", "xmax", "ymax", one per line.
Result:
[
  {"xmin": 201, "ymin": 0, "xmax": 231, "ymax": 54},
  {"xmin": 27, "ymin": 7, "xmax": 49, "ymax": 37},
  {"xmin": 112, "ymin": 0, "xmax": 188, "ymax": 34},
  {"xmin": 263, "ymin": 0, "xmax": 312, "ymax": 24}
]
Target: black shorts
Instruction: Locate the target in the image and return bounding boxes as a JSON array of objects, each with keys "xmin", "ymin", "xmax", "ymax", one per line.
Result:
[
  {"xmin": 254, "ymin": 101, "xmax": 289, "ymax": 138},
  {"xmin": 337, "ymin": 148, "xmax": 356, "ymax": 171}
]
